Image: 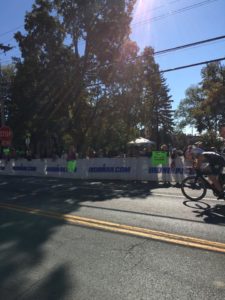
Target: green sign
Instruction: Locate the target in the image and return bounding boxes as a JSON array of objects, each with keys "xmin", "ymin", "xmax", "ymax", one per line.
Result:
[
  {"xmin": 67, "ymin": 160, "xmax": 77, "ymax": 172},
  {"xmin": 3, "ymin": 148, "xmax": 10, "ymax": 155},
  {"xmin": 151, "ymin": 151, "xmax": 168, "ymax": 166}
]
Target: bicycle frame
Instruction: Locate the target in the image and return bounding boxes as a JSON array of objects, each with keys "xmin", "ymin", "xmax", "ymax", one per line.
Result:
[
  {"xmin": 181, "ymin": 170, "xmax": 225, "ymax": 201},
  {"xmin": 195, "ymin": 170, "xmax": 224, "ymax": 196}
]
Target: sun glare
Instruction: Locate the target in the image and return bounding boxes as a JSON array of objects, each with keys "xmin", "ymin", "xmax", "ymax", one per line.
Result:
[
  {"xmin": 131, "ymin": 0, "xmax": 176, "ymax": 48},
  {"xmin": 132, "ymin": 0, "xmax": 155, "ymax": 23},
  {"xmin": 131, "ymin": 0, "xmax": 156, "ymax": 46}
]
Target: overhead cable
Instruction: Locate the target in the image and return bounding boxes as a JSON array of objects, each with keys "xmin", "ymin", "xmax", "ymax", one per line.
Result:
[
  {"xmin": 160, "ymin": 57, "xmax": 225, "ymax": 73},
  {"xmin": 155, "ymin": 35, "xmax": 225, "ymax": 55},
  {"xmin": 132, "ymin": 0, "xmax": 219, "ymax": 27},
  {"xmin": 0, "ymin": 25, "xmax": 23, "ymax": 38}
]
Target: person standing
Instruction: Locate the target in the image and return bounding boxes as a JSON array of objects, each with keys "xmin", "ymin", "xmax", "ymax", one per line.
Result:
[
  {"xmin": 160, "ymin": 144, "xmax": 170, "ymax": 185},
  {"xmin": 219, "ymin": 124, "xmax": 225, "ymax": 155},
  {"xmin": 220, "ymin": 123, "xmax": 225, "ymax": 139},
  {"xmin": 67, "ymin": 145, "xmax": 77, "ymax": 172}
]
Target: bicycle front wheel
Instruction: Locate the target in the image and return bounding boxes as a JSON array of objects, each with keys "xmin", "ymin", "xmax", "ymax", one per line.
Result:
[{"xmin": 181, "ymin": 176, "xmax": 207, "ymax": 201}]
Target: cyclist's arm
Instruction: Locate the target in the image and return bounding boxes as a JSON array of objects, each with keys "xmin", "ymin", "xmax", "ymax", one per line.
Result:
[{"xmin": 193, "ymin": 154, "xmax": 204, "ymax": 169}]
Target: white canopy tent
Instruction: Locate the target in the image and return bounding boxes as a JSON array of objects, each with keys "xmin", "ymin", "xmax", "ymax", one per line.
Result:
[{"xmin": 128, "ymin": 137, "xmax": 155, "ymax": 146}]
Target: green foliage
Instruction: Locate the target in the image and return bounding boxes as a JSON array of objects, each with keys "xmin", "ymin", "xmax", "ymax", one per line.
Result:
[
  {"xmin": 0, "ymin": 65, "xmax": 15, "ymax": 126},
  {"xmin": 7, "ymin": 0, "xmax": 174, "ymax": 155},
  {"xmin": 175, "ymin": 62, "xmax": 225, "ymax": 134},
  {"xmin": 171, "ymin": 130, "xmax": 188, "ymax": 150},
  {"xmin": 200, "ymin": 131, "xmax": 224, "ymax": 150},
  {"xmin": 137, "ymin": 47, "xmax": 174, "ymax": 148},
  {"xmin": 0, "ymin": 43, "xmax": 13, "ymax": 53}
]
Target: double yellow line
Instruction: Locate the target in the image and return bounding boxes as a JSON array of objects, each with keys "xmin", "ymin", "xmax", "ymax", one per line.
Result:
[{"xmin": 1, "ymin": 203, "xmax": 225, "ymax": 254}]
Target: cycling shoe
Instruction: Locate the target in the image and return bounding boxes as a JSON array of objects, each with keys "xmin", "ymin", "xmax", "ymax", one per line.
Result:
[{"xmin": 217, "ymin": 192, "xmax": 225, "ymax": 200}]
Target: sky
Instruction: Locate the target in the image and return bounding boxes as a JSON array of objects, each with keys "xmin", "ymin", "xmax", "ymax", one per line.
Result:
[{"xmin": 0, "ymin": 0, "xmax": 225, "ymax": 121}]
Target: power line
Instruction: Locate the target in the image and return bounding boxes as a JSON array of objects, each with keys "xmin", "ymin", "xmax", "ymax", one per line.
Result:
[
  {"xmin": 133, "ymin": 0, "xmax": 184, "ymax": 18},
  {"xmin": 132, "ymin": 0, "xmax": 219, "ymax": 27},
  {"xmin": 15, "ymin": 0, "xmax": 218, "ymax": 49},
  {"xmin": 154, "ymin": 35, "xmax": 225, "ymax": 55},
  {"xmin": 1, "ymin": 34, "xmax": 225, "ymax": 74},
  {"xmin": 72, "ymin": 0, "xmax": 221, "ymax": 48},
  {"xmin": 2, "ymin": 33, "xmax": 224, "ymax": 59},
  {"xmin": 0, "ymin": 0, "xmax": 220, "ymax": 51},
  {"xmin": 79, "ymin": 56, "xmax": 225, "ymax": 78},
  {"xmin": 0, "ymin": 25, "xmax": 23, "ymax": 38},
  {"xmin": 0, "ymin": 0, "xmax": 220, "ymax": 41},
  {"xmin": 160, "ymin": 57, "xmax": 225, "ymax": 73}
]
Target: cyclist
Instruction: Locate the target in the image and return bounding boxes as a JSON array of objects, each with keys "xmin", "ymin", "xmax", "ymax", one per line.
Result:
[{"xmin": 191, "ymin": 141, "xmax": 225, "ymax": 199}]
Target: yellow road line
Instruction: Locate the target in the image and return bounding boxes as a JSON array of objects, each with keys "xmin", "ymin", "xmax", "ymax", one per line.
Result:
[{"xmin": 1, "ymin": 203, "xmax": 225, "ymax": 254}]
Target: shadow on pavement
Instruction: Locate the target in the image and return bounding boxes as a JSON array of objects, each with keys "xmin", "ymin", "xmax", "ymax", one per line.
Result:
[
  {"xmin": 0, "ymin": 175, "xmax": 185, "ymax": 299},
  {"xmin": 183, "ymin": 200, "xmax": 225, "ymax": 225},
  {"xmin": 0, "ymin": 175, "xmax": 179, "ymax": 299},
  {"xmin": 0, "ymin": 175, "xmax": 175, "ymax": 213},
  {"xmin": 194, "ymin": 204, "xmax": 225, "ymax": 225},
  {"xmin": 21, "ymin": 265, "xmax": 72, "ymax": 300},
  {"xmin": 0, "ymin": 208, "xmax": 72, "ymax": 299}
]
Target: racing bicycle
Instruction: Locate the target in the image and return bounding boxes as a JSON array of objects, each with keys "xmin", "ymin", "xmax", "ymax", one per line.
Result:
[{"xmin": 181, "ymin": 169, "xmax": 225, "ymax": 201}]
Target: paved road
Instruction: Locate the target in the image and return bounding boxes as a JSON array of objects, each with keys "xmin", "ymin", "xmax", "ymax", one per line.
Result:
[{"xmin": 0, "ymin": 176, "xmax": 225, "ymax": 299}]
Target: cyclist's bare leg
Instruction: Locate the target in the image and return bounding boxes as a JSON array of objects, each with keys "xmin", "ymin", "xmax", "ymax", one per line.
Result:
[{"xmin": 208, "ymin": 175, "xmax": 223, "ymax": 193}]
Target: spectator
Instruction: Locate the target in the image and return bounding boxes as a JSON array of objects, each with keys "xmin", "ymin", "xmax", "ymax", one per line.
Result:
[
  {"xmin": 67, "ymin": 146, "xmax": 77, "ymax": 161},
  {"xmin": 220, "ymin": 123, "xmax": 225, "ymax": 139},
  {"xmin": 160, "ymin": 144, "xmax": 168, "ymax": 151},
  {"xmin": 26, "ymin": 149, "xmax": 32, "ymax": 161},
  {"xmin": 170, "ymin": 148, "xmax": 177, "ymax": 169},
  {"xmin": 160, "ymin": 144, "xmax": 170, "ymax": 185},
  {"xmin": 219, "ymin": 123, "xmax": 225, "ymax": 156},
  {"xmin": 184, "ymin": 145, "xmax": 193, "ymax": 162},
  {"xmin": 183, "ymin": 144, "xmax": 194, "ymax": 174}
]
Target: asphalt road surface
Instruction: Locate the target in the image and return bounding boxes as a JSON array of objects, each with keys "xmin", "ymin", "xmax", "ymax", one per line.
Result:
[{"xmin": 0, "ymin": 175, "xmax": 225, "ymax": 300}]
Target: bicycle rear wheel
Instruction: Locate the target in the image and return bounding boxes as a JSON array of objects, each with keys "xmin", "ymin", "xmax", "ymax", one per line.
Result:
[{"xmin": 181, "ymin": 176, "xmax": 207, "ymax": 201}]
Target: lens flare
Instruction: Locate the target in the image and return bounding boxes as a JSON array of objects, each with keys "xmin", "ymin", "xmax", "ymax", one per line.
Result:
[{"xmin": 132, "ymin": 0, "xmax": 155, "ymax": 24}]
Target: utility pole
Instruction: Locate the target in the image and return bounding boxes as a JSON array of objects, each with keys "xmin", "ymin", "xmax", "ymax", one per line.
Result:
[
  {"xmin": 154, "ymin": 95, "xmax": 160, "ymax": 150},
  {"xmin": 0, "ymin": 62, "xmax": 5, "ymax": 126},
  {"xmin": 0, "ymin": 62, "xmax": 7, "ymax": 127},
  {"xmin": 0, "ymin": 98, "xmax": 4, "ymax": 126},
  {"xmin": 0, "ymin": 44, "xmax": 13, "ymax": 127},
  {"xmin": 0, "ymin": 62, "xmax": 11, "ymax": 127}
]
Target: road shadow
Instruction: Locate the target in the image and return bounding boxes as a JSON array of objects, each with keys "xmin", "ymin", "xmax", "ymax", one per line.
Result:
[
  {"xmin": 21, "ymin": 265, "xmax": 72, "ymax": 300},
  {"xmin": 183, "ymin": 200, "xmax": 225, "ymax": 225},
  {"xmin": 0, "ymin": 175, "xmax": 178, "ymax": 298},
  {"xmin": 0, "ymin": 175, "xmax": 176, "ymax": 214},
  {"xmin": 194, "ymin": 204, "xmax": 225, "ymax": 225},
  {"xmin": 0, "ymin": 208, "xmax": 72, "ymax": 299},
  {"xmin": 0, "ymin": 175, "xmax": 185, "ymax": 299}
]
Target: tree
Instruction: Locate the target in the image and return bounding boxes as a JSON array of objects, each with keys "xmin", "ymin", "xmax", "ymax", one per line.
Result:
[
  {"xmin": 200, "ymin": 62, "xmax": 225, "ymax": 130},
  {"xmin": 0, "ymin": 65, "xmax": 15, "ymax": 126},
  {"xmin": 82, "ymin": 40, "xmax": 141, "ymax": 153},
  {"xmin": 9, "ymin": 0, "xmax": 174, "ymax": 154},
  {"xmin": 10, "ymin": 0, "xmax": 137, "ymax": 154},
  {"xmin": 10, "ymin": 0, "xmax": 69, "ymax": 148},
  {"xmin": 52, "ymin": 0, "xmax": 137, "ymax": 151},
  {"xmin": 0, "ymin": 42, "xmax": 14, "ymax": 126},
  {"xmin": 0, "ymin": 43, "xmax": 13, "ymax": 53},
  {"xmin": 174, "ymin": 85, "xmax": 204, "ymax": 131},
  {"xmin": 175, "ymin": 62, "xmax": 225, "ymax": 134},
  {"xmin": 84, "ymin": 45, "xmax": 174, "ymax": 152},
  {"xmin": 137, "ymin": 47, "xmax": 174, "ymax": 148}
]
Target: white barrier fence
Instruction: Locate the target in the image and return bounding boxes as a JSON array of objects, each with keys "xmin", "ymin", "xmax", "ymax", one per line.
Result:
[{"xmin": 0, "ymin": 157, "xmax": 194, "ymax": 182}]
